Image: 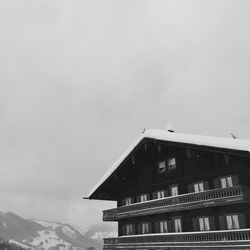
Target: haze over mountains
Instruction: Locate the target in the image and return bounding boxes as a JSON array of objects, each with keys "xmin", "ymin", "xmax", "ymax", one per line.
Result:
[{"xmin": 0, "ymin": 211, "xmax": 117, "ymax": 250}]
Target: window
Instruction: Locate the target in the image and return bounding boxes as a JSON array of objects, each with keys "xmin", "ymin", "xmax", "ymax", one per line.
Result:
[
  {"xmin": 170, "ymin": 185, "xmax": 178, "ymax": 196},
  {"xmin": 156, "ymin": 190, "xmax": 165, "ymax": 199},
  {"xmin": 194, "ymin": 182, "xmax": 204, "ymax": 193},
  {"xmin": 142, "ymin": 223, "xmax": 150, "ymax": 234},
  {"xmin": 157, "ymin": 161, "xmax": 166, "ymax": 173},
  {"xmin": 214, "ymin": 175, "xmax": 239, "ymax": 189},
  {"xmin": 220, "ymin": 214, "xmax": 246, "ymax": 230},
  {"xmin": 124, "ymin": 224, "xmax": 134, "ymax": 235},
  {"xmin": 138, "ymin": 194, "xmax": 148, "ymax": 202},
  {"xmin": 167, "ymin": 158, "xmax": 176, "ymax": 170},
  {"xmin": 189, "ymin": 181, "xmax": 209, "ymax": 193},
  {"xmin": 173, "ymin": 218, "xmax": 182, "ymax": 232},
  {"xmin": 122, "ymin": 197, "xmax": 134, "ymax": 206},
  {"xmin": 124, "ymin": 197, "xmax": 132, "ymax": 206},
  {"xmin": 226, "ymin": 214, "xmax": 240, "ymax": 230},
  {"xmin": 159, "ymin": 221, "xmax": 168, "ymax": 233},
  {"xmin": 220, "ymin": 176, "xmax": 233, "ymax": 188},
  {"xmin": 153, "ymin": 190, "xmax": 167, "ymax": 200},
  {"xmin": 157, "ymin": 158, "xmax": 177, "ymax": 173},
  {"xmin": 138, "ymin": 222, "xmax": 151, "ymax": 234},
  {"xmin": 199, "ymin": 217, "xmax": 210, "ymax": 231}
]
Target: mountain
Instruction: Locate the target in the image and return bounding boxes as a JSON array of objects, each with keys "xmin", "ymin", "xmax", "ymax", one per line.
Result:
[
  {"xmin": 0, "ymin": 212, "xmax": 117, "ymax": 250},
  {"xmin": 82, "ymin": 223, "xmax": 117, "ymax": 242}
]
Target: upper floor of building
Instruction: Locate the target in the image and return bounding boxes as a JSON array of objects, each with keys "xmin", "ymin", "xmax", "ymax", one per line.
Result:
[{"xmin": 86, "ymin": 129, "xmax": 250, "ymax": 204}]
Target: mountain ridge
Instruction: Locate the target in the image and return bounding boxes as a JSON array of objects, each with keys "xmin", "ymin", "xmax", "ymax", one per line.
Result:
[{"xmin": 0, "ymin": 211, "xmax": 117, "ymax": 250}]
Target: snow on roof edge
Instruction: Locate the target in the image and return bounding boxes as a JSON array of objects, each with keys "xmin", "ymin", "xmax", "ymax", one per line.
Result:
[
  {"xmin": 86, "ymin": 133, "xmax": 145, "ymax": 198},
  {"xmin": 86, "ymin": 129, "xmax": 250, "ymax": 199},
  {"xmin": 145, "ymin": 129, "xmax": 250, "ymax": 152}
]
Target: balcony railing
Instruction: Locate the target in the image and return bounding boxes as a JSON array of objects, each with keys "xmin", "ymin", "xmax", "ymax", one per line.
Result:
[
  {"xmin": 104, "ymin": 229, "xmax": 250, "ymax": 249},
  {"xmin": 103, "ymin": 186, "xmax": 250, "ymax": 221}
]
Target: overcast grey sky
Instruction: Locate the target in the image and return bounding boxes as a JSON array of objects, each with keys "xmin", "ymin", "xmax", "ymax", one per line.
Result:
[{"xmin": 0, "ymin": 0, "xmax": 250, "ymax": 229}]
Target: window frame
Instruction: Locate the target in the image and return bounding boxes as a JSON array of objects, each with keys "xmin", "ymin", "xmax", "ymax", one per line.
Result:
[
  {"xmin": 156, "ymin": 190, "xmax": 165, "ymax": 199},
  {"xmin": 141, "ymin": 222, "xmax": 150, "ymax": 234},
  {"xmin": 167, "ymin": 157, "xmax": 177, "ymax": 171},
  {"xmin": 159, "ymin": 220, "xmax": 168, "ymax": 233},
  {"xmin": 170, "ymin": 184, "xmax": 179, "ymax": 196},
  {"xmin": 138, "ymin": 222, "xmax": 152, "ymax": 234},
  {"xmin": 124, "ymin": 197, "xmax": 133, "ymax": 206},
  {"xmin": 157, "ymin": 157, "xmax": 177, "ymax": 174},
  {"xmin": 198, "ymin": 216, "xmax": 210, "ymax": 231},
  {"xmin": 123, "ymin": 224, "xmax": 134, "ymax": 235},
  {"xmin": 172, "ymin": 217, "xmax": 182, "ymax": 233},
  {"xmin": 220, "ymin": 176, "xmax": 233, "ymax": 188},
  {"xmin": 138, "ymin": 193, "xmax": 148, "ymax": 202},
  {"xmin": 193, "ymin": 181, "xmax": 205, "ymax": 193},
  {"xmin": 157, "ymin": 161, "xmax": 166, "ymax": 173},
  {"xmin": 225, "ymin": 214, "xmax": 240, "ymax": 230}
]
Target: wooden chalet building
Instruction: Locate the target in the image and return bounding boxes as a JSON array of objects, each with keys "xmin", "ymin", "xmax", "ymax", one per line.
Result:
[{"xmin": 86, "ymin": 129, "xmax": 250, "ymax": 249}]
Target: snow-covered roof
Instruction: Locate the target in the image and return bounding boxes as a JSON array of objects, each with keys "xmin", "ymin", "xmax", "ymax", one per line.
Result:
[{"xmin": 87, "ymin": 129, "xmax": 250, "ymax": 199}]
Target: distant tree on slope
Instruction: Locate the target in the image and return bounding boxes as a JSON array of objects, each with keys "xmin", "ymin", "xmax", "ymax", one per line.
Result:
[{"xmin": 0, "ymin": 241, "xmax": 26, "ymax": 250}]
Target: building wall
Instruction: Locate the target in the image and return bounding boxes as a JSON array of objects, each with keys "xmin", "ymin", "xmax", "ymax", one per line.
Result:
[
  {"xmin": 113, "ymin": 143, "xmax": 250, "ymax": 236},
  {"xmin": 117, "ymin": 145, "xmax": 250, "ymax": 205},
  {"xmin": 118, "ymin": 203, "xmax": 250, "ymax": 236},
  {"xmin": 99, "ymin": 139, "xmax": 250, "ymax": 250}
]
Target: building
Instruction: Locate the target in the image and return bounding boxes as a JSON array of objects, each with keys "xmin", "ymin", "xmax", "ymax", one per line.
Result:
[{"xmin": 86, "ymin": 129, "xmax": 250, "ymax": 249}]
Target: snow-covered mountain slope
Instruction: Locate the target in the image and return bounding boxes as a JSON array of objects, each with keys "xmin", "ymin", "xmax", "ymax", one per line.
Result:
[
  {"xmin": 0, "ymin": 212, "xmax": 44, "ymax": 241},
  {"xmin": 0, "ymin": 212, "xmax": 113, "ymax": 250},
  {"xmin": 83, "ymin": 223, "xmax": 117, "ymax": 242}
]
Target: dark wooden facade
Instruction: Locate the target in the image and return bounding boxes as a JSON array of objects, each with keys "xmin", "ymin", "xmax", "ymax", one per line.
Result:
[{"xmin": 87, "ymin": 132, "xmax": 250, "ymax": 249}]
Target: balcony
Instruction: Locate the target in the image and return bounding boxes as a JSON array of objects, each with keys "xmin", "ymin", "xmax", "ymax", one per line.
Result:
[
  {"xmin": 103, "ymin": 186, "xmax": 250, "ymax": 221},
  {"xmin": 104, "ymin": 229, "xmax": 250, "ymax": 249}
]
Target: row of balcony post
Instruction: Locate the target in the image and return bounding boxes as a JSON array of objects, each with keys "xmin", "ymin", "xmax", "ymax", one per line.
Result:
[
  {"xmin": 103, "ymin": 186, "xmax": 250, "ymax": 220},
  {"xmin": 104, "ymin": 229, "xmax": 250, "ymax": 248}
]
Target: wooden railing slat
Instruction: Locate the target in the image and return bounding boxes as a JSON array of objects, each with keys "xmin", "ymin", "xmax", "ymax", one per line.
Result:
[{"xmin": 104, "ymin": 229, "xmax": 250, "ymax": 246}]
